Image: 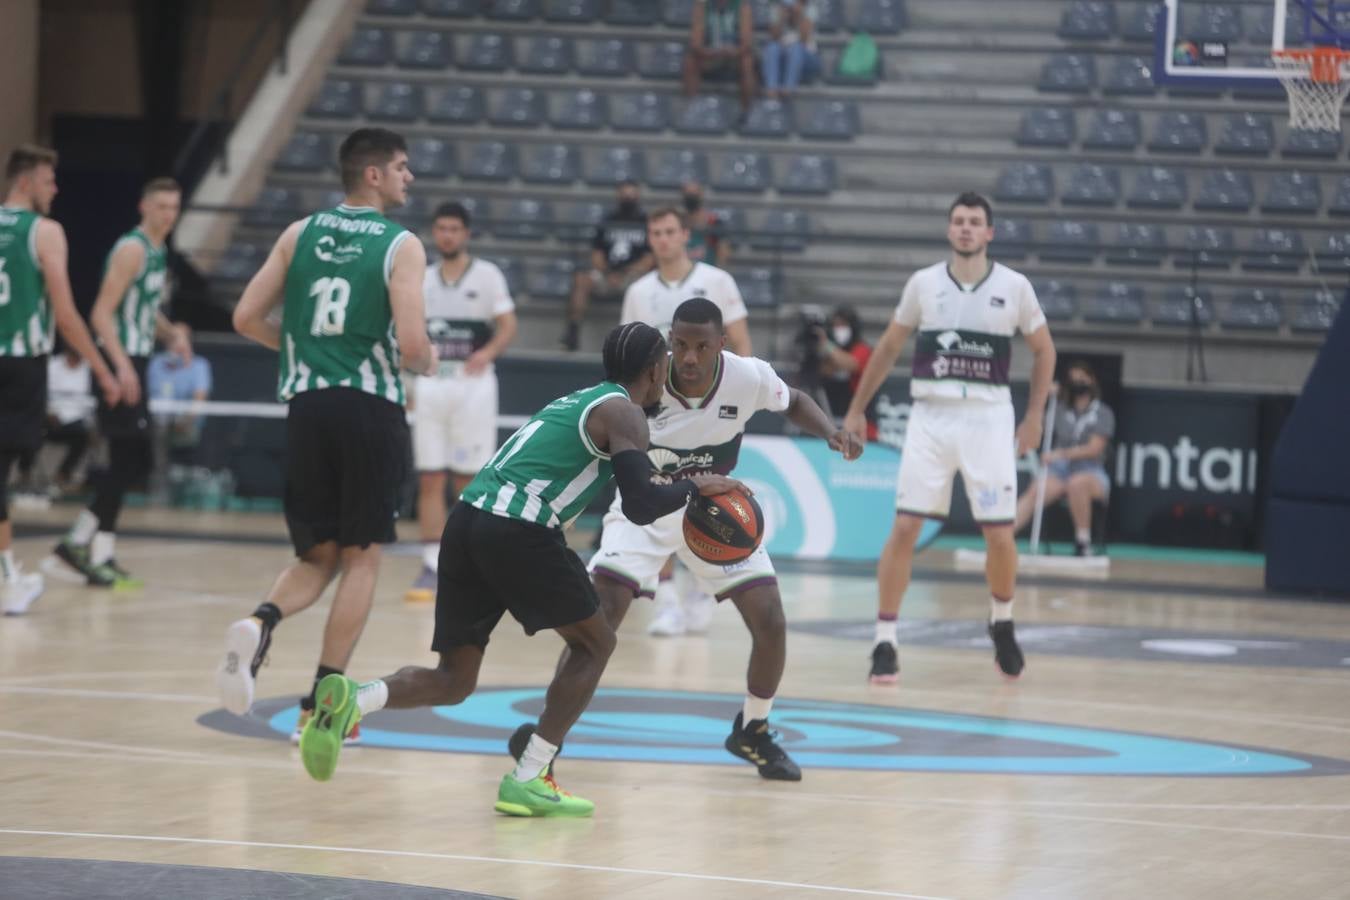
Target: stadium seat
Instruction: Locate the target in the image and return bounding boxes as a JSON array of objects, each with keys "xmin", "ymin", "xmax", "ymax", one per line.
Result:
[
  {"xmin": 607, "ymin": 0, "xmax": 657, "ymax": 25},
  {"xmin": 407, "ymin": 137, "xmax": 454, "ymax": 178},
  {"xmin": 216, "ymin": 243, "xmax": 266, "ymax": 282},
  {"xmin": 750, "ymin": 0, "xmax": 775, "ymax": 29},
  {"xmin": 307, "ymin": 79, "xmax": 361, "ymax": 119},
  {"xmin": 1038, "ymin": 53, "xmax": 1097, "ymax": 93},
  {"xmin": 1082, "ymin": 281, "xmax": 1145, "ymax": 323},
  {"xmin": 662, "ymin": 0, "xmax": 695, "ymax": 27},
  {"xmin": 1063, "ymin": 163, "xmax": 1121, "ymax": 206},
  {"xmin": 993, "ymin": 218, "xmax": 1033, "ymax": 260},
  {"xmin": 712, "ymin": 152, "xmax": 770, "ymax": 192},
  {"xmin": 1103, "ymin": 55, "xmax": 1156, "ymax": 95},
  {"xmin": 483, "ymin": 257, "xmax": 525, "ymax": 295},
  {"xmin": 1182, "ymin": 225, "xmax": 1236, "ymax": 268},
  {"xmin": 544, "ymin": 0, "xmax": 599, "ymax": 23},
  {"xmin": 1121, "ymin": 1, "xmax": 1162, "ymax": 41},
  {"xmin": 1261, "ymin": 171, "xmax": 1322, "ymax": 214},
  {"xmin": 1315, "ymin": 232, "xmax": 1350, "ymax": 273},
  {"xmin": 1082, "ymin": 109, "xmax": 1140, "ymax": 150},
  {"xmin": 550, "ymin": 89, "xmax": 607, "ymax": 131},
  {"xmin": 558, "ymin": 201, "xmax": 605, "ymax": 240},
  {"xmin": 461, "ymin": 33, "xmax": 512, "ymax": 72},
  {"xmin": 244, "ymin": 186, "xmax": 301, "ymax": 229},
  {"xmin": 1150, "ymin": 285, "xmax": 1213, "ymax": 326},
  {"xmin": 611, "ymin": 92, "xmax": 670, "ymax": 132},
  {"xmin": 1033, "ymin": 278, "xmax": 1078, "ymax": 320},
  {"xmin": 676, "ymin": 96, "xmax": 734, "ymax": 134},
  {"xmin": 1248, "ymin": 5, "xmax": 1308, "ymax": 42},
  {"xmin": 1244, "ymin": 228, "xmax": 1305, "ymax": 271},
  {"xmin": 1017, "ymin": 107, "xmax": 1075, "ymax": 148},
  {"xmin": 638, "ymin": 41, "xmax": 686, "ymax": 79},
  {"xmin": 421, "ymin": 0, "xmax": 478, "ymax": 17},
  {"xmin": 1330, "ymin": 175, "xmax": 1350, "ymax": 216},
  {"xmin": 1215, "ymin": 113, "xmax": 1275, "ymax": 155},
  {"xmin": 367, "ymin": 0, "xmax": 416, "ymax": 15},
  {"xmin": 737, "ymin": 268, "xmax": 776, "ymax": 308},
  {"xmin": 799, "ymin": 100, "xmax": 858, "ymax": 140},
  {"xmin": 1282, "ymin": 129, "xmax": 1343, "ymax": 159},
  {"xmin": 461, "ymin": 141, "xmax": 517, "ymax": 181},
  {"xmin": 318, "ymin": 189, "xmax": 347, "ymax": 211},
  {"xmin": 496, "ymin": 198, "xmax": 553, "ymax": 241},
  {"xmin": 648, "ymin": 148, "xmax": 708, "ymax": 189},
  {"xmin": 740, "ymin": 99, "xmax": 793, "ymax": 138},
  {"xmin": 275, "ymin": 132, "xmax": 331, "ymax": 172},
  {"xmin": 485, "ymin": 0, "xmax": 538, "ymax": 20},
  {"xmin": 778, "ymin": 154, "xmax": 836, "ymax": 194},
  {"xmin": 521, "ymin": 142, "xmax": 580, "ymax": 184},
  {"xmin": 708, "ymin": 205, "xmax": 746, "ymax": 242},
  {"xmin": 1106, "ymin": 222, "xmax": 1167, "ymax": 265},
  {"xmin": 396, "ymin": 30, "xmax": 453, "ymax": 69},
  {"xmin": 1058, "ymin": 1, "xmax": 1117, "ymax": 39},
  {"xmin": 585, "ymin": 146, "xmax": 644, "ymax": 185},
  {"xmin": 1290, "ymin": 289, "xmax": 1341, "ymax": 331},
  {"xmin": 338, "ymin": 28, "xmax": 392, "ymax": 67},
  {"xmin": 1127, "ymin": 166, "xmax": 1188, "ymax": 209},
  {"xmin": 1148, "ymin": 111, "xmax": 1207, "ymax": 152},
  {"xmin": 1195, "ymin": 169, "xmax": 1254, "ymax": 211},
  {"xmin": 455, "ymin": 197, "xmax": 489, "ymax": 235},
  {"xmin": 1186, "ymin": 2, "xmax": 1244, "ymax": 40},
  {"xmin": 994, "ymin": 163, "xmax": 1054, "ymax": 204},
  {"xmin": 853, "ymin": 0, "xmax": 906, "ymax": 34},
  {"xmin": 489, "ymin": 87, "xmax": 545, "ymax": 128},
  {"xmin": 427, "ymin": 85, "xmax": 483, "ymax": 125},
  {"xmin": 1042, "ymin": 220, "xmax": 1100, "ymax": 262},
  {"xmin": 388, "ymin": 194, "xmax": 428, "ymax": 228},
  {"xmin": 1221, "ymin": 288, "xmax": 1282, "ymax": 330},
  {"xmin": 576, "ymin": 39, "xmax": 633, "ymax": 77},
  {"xmin": 519, "ymin": 36, "xmax": 574, "ymax": 75},
  {"xmin": 526, "ymin": 258, "xmax": 576, "ymax": 299},
  {"xmin": 814, "ymin": 0, "xmax": 844, "ymax": 32},
  {"xmin": 367, "ymin": 82, "xmax": 422, "ymax": 122},
  {"xmin": 750, "ymin": 208, "xmax": 809, "ymax": 251}
]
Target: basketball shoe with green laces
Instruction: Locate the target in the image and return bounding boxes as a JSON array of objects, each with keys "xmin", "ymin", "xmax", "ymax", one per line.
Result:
[
  {"xmin": 299, "ymin": 673, "xmax": 362, "ymax": 782},
  {"xmin": 494, "ymin": 768, "xmax": 594, "ymax": 818}
]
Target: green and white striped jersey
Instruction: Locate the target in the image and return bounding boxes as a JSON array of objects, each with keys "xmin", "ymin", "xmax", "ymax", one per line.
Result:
[
  {"xmin": 109, "ymin": 228, "xmax": 168, "ymax": 358},
  {"xmin": 461, "ymin": 381, "xmax": 629, "ymax": 529},
  {"xmin": 0, "ymin": 205, "xmax": 52, "ymax": 357}
]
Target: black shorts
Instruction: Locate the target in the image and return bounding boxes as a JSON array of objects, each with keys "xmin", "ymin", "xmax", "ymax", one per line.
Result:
[
  {"xmin": 432, "ymin": 502, "xmax": 600, "ymax": 651},
  {"xmin": 284, "ymin": 387, "xmax": 411, "ymax": 556},
  {"xmin": 98, "ymin": 354, "xmax": 151, "ymax": 438},
  {"xmin": 0, "ymin": 356, "xmax": 47, "ymax": 452}
]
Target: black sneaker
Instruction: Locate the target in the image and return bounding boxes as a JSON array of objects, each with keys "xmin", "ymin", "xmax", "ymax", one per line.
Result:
[
  {"xmin": 507, "ymin": 722, "xmax": 560, "ymax": 778},
  {"xmin": 725, "ymin": 712, "xmax": 801, "ymax": 781},
  {"xmin": 1074, "ymin": 541, "xmax": 1092, "ymax": 557},
  {"xmin": 868, "ymin": 641, "xmax": 898, "ymax": 684},
  {"xmin": 52, "ymin": 540, "xmax": 115, "ymax": 587},
  {"xmin": 988, "ymin": 620, "xmax": 1025, "ymax": 678}
]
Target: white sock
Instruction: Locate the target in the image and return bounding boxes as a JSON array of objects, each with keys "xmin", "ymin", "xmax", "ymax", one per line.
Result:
[
  {"xmin": 91, "ymin": 531, "xmax": 115, "ymax": 566},
  {"xmin": 0, "ymin": 549, "xmax": 15, "ymax": 582},
  {"xmin": 991, "ymin": 595, "xmax": 1014, "ymax": 623},
  {"xmin": 356, "ymin": 679, "xmax": 389, "ymax": 715},
  {"xmin": 743, "ymin": 693, "xmax": 774, "ymax": 724},
  {"xmin": 513, "ymin": 732, "xmax": 559, "ymax": 782},
  {"xmin": 874, "ymin": 617, "xmax": 898, "ymax": 646},
  {"xmin": 653, "ymin": 578, "xmax": 678, "ymax": 608},
  {"xmin": 421, "ymin": 542, "xmax": 438, "ymax": 572},
  {"xmin": 68, "ymin": 509, "xmax": 98, "ymax": 545},
  {"xmin": 1075, "ymin": 528, "xmax": 1091, "ymax": 545}
]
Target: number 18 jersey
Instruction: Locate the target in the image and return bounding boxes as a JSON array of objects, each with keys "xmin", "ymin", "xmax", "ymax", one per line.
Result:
[{"xmin": 277, "ymin": 204, "xmax": 412, "ymax": 405}]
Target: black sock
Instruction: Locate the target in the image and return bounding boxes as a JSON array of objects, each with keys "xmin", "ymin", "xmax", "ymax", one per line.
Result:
[
  {"xmin": 252, "ymin": 602, "xmax": 282, "ymax": 631},
  {"xmin": 301, "ymin": 664, "xmax": 344, "ymax": 711}
]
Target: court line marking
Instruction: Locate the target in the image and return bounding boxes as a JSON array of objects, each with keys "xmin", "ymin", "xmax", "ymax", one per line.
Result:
[
  {"xmin": 0, "ymin": 829, "xmax": 948, "ymax": 899},
  {"xmin": 0, "ymin": 686, "xmax": 219, "ymax": 703}
]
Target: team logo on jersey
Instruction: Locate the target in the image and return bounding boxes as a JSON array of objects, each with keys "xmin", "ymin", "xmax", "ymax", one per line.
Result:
[
  {"xmin": 936, "ymin": 330, "xmax": 961, "ymax": 350},
  {"xmin": 990, "ymin": 296, "xmax": 1006, "ymax": 308},
  {"xmin": 314, "ymin": 235, "xmax": 364, "ymax": 264},
  {"xmin": 718, "ymin": 405, "xmax": 738, "ymax": 419},
  {"xmin": 691, "ymin": 287, "xmax": 707, "ymax": 297}
]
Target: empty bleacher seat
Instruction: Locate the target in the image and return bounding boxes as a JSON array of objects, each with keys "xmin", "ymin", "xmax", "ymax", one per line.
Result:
[
  {"xmin": 428, "ymin": 85, "xmax": 483, "ymax": 125},
  {"xmin": 994, "ymin": 163, "xmax": 1054, "ymax": 204},
  {"xmin": 1042, "ymin": 220, "xmax": 1100, "ymax": 262},
  {"xmin": 737, "ymin": 268, "xmax": 776, "ymax": 308},
  {"xmin": 461, "ymin": 141, "xmax": 517, "ymax": 181},
  {"xmin": 1150, "ymin": 285, "xmax": 1213, "ymax": 326},
  {"xmin": 1330, "ymin": 176, "xmax": 1350, "ymax": 216},
  {"xmin": 676, "ymin": 96, "xmax": 734, "ymax": 134},
  {"xmin": 741, "ymin": 99, "xmax": 793, "ymax": 138},
  {"xmin": 1244, "ymin": 228, "xmax": 1304, "ymax": 271},
  {"xmin": 607, "ymin": 0, "xmax": 657, "ymax": 24},
  {"xmin": 244, "ymin": 186, "xmax": 301, "ymax": 229},
  {"xmin": 388, "ymin": 194, "xmax": 428, "ymax": 228},
  {"xmin": 799, "ymin": 100, "xmax": 858, "ymax": 140},
  {"xmin": 421, "ymin": 0, "xmax": 478, "ymax": 17},
  {"xmin": 1083, "ymin": 281, "xmax": 1145, "ymax": 322},
  {"xmin": 662, "ymin": 0, "xmax": 695, "ymax": 27},
  {"xmin": 1106, "ymin": 222, "xmax": 1167, "ymax": 265},
  {"xmin": 1290, "ymin": 290, "xmax": 1341, "ymax": 331},
  {"xmin": 1017, "ymin": 108, "xmax": 1075, "ymax": 148},
  {"xmin": 585, "ymin": 146, "xmax": 644, "ymax": 185},
  {"xmin": 1283, "ymin": 129, "xmax": 1342, "ymax": 159},
  {"xmin": 275, "ymin": 132, "xmax": 331, "ymax": 172},
  {"xmin": 1063, "ymin": 164, "xmax": 1121, "ymax": 206},
  {"xmin": 1059, "ymin": 1, "xmax": 1116, "ymax": 39},
  {"xmin": 648, "ymin": 149, "xmax": 708, "ymax": 189},
  {"xmin": 1121, "ymin": 1, "xmax": 1162, "ymax": 41},
  {"xmin": 750, "ymin": 208, "xmax": 809, "ymax": 251},
  {"xmin": 1215, "ymin": 113, "xmax": 1275, "ymax": 155},
  {"xmin": 853, "ymin": 0, "xmax": 906, "ymax": 34},
  {"xmin": 544, "ymin": 0, "xmax": 599, "ymax": 23},
  {"xmin": 483, "ymin": 257, "xmax": 525, "ymax": 295},
  {"xmin": 814, "ymin": 0, "xmax": 844, "ymax": 32},
  {"xmin": 550, "ymin": 89, "xmax": 608, "ymax": 131},
  {"xmin": 489, "ymin": 87, "xmax": 545, "ymax": 127},
  {"xmin": 367, "ymin": 82, "xmax": 422, "ymax": 121},
  {"xmin": 339, "ymin": 28, "xmax": 392, "ymax": 67},
  {"xmin": 1221, "ymin": 288, "xmax": 1282, "ymax": 330},
  {"xmin": 521, "ymin": 142, "xmax": 580, "ymax": 184},
  {"xmin": 778, "ymin": 154, "xmax": 836, "ymax": 194},
  {"xmin": 1038, "ymin": 53, "xmax": 1097, "ymax": 93},
  {"xmin": 308, "ymin": 79, "xmax": 362, "ymax": 119},
  {"xmin": 1033, "ymin": 279, "xmax": 1078, "ymax": 320},
  {"xmin": 1103, "ymin": 55, "xmax": 1156, "ymax": 95},
  {"xmin": 485, "ymin": 0, "xmax": 538, "ymax": 20},
  {"xmin": 611, "ymin": 92, "xmax": 670, "ymax": 132},
  {"xmin": 526, "ymin": 258, "xmax": 575, "ymax": 299},
  {"xmin": 1148, "ymin": 111, "xmax": 1207, "ymax": 152},
  {"xmin": 576, "ymin": 39, "xmax": 633, "ymax": 77},
  {"xmin": 1262, "ymin": 171, "xmax": 1322, "ymax": 214},
  {"xmin": 1186, "ymin": 2, "xmax": 1244, "ymax": 41},
  {"xmin": 558, "ymin": 201, "xmax": 604, "ymax": 240},
  {"xmin": 1195, "ymin": 169, "xmax": 1254, "ymax": 211},
  {"xmin": 1248, "ymin": 5, "xmax": 1306, "ymax": 42},
  {"xmin": 994, "ymin": 218, "xmax": 1033, "ymax": 260},
  {"xmin": 407, "ymin": 137, "xmax": 454, "ymax": 178},
  {"xmin": 709, "ymin": 205, "xmax": 746, "ymax": 242},
  {"xmin": 453, "ymin": 197, "xmax": 489, "ymax": 235},
  {"xmin": 1182, "ymin": 225, "xmax": 1236, "ymax": 267},
  {"xmin": 367, "ymin": 0, "xmax": 416, "ymax": 15},
  {"xmin": 397, "ymin": 30, "xmax": 453, "ymax": 69},
  {"xmin": 638, "ymin": 41, "xmax": 686, "ymax": 79},
  {"xmin": 712, "ymin": 152, "xmax": 770, "ymax": 192},
  {"xmin": 216, "ymin": 243, "xmax": 266, "ymax": 282},
  {"xmin": 519, "ymin": 36, "xmax": 573, "ymax": 75},
  {"xmin": 1128, "ymin": 166, "xmax": 1188, "ymax": 208},
  {"xmin": 496, "ymin": 198, "xmax": 553, "ymax": 241},
  {"xmin": 462, "ymin": 33, "xmax": 512, "ymax": 72},
  {"xmin": 1316, "ymin": 232, "xmax": 1350, "ymax": 273},
  {"xmin": 1082, "ymin": 108, "xmax": 1141, "ymax": 150}
]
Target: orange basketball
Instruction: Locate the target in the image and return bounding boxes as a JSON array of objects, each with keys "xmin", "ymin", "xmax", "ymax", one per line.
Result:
[{"xmin": 682, "ymin": 488, "xmax": 764, "ymax": 565}]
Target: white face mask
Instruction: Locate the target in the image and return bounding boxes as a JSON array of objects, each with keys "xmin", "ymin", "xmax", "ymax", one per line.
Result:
[{"xmin": 832, "ymin": 326, "xmax": 852, "ymax": 346}]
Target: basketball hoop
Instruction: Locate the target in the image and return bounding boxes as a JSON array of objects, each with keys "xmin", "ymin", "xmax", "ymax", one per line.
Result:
[{"xmin": 1272, "ymin": 46, "xmax": 1350, "ymax": 132}]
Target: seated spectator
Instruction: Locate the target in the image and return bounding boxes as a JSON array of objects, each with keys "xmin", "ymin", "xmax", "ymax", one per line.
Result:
[
  {"xmin": 561, "ymin": 180, "xmax": 654, "ymax": 351},
  {"xmin": 147, "ymin": 343, "xmax": 212, "ymax": 466},
  {"xmin": 762, "ymin": 0, "xmax": 820, "ymax": 98},
  {"xmin": 684, "ymin": 0, "xmax": 757, "ymax": 115},
  {"xmin": 816, "ymin": 306, "xmax": 877, "ymax": 440},
  {"xmin": 681, "ymin": 180, "xmax": 731, "ymax": 268},
  {"xmin": 1013, "ymin": 361, "xmax": 1115, "ymax": 556}
]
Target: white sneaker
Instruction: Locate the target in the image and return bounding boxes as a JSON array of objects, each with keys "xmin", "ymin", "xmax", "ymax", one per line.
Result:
[
  {"xmin": 681, "ymin": 590, "xmax": 715, "ymax": 635},
  {"xmin": 1, "ymin": 571, "xmax": 45, "ymax": 616},
  {"xmin": 647, "ymin": 585, "xmax": 686, "ymax": 637},
  {"xmin": 216, "ymin": 617, "xmax": 267, "ymax": 715}
]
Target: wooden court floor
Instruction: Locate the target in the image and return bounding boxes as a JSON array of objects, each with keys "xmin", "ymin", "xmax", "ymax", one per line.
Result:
[{"xmin": 2, "ymin": 508, "xmax": 1349, "ymax": 899}]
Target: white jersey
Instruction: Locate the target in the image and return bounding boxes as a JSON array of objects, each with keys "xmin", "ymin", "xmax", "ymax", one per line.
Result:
[
  {"xmin": 894, "ymin": 260, "xmax": 1046, "ymax": 404},
  {"xmin": 620, "ymin": 261, "xmax": 747, "ymax": 336},
  {"xmin": 422, "ymin": 257, "xmax": 514, "ymax": 377}
]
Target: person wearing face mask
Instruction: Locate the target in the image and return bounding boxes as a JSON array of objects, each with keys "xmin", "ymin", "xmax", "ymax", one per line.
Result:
[
  {"xmin": 561, "ymin": 180, "xmax": 654, "ymax": 352},
  {"xmin": 681, "ymin": 181, "xmax": 731, "ymax": 268},
  {"xmin": 1013, "ymin": 361, "xmax": 1115, "ymax": 557},
  {"xmin": 816, "ymin": 306, "xmax": 877, "ymax": 441}
]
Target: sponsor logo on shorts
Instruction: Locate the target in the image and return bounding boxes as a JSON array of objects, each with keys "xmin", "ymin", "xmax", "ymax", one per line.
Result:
[{"xmin": 976, "ymin": 487, "xmax": 999, "ymax": 510}]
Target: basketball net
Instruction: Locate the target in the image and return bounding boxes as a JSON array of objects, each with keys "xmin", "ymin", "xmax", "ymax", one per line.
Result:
[{"xmin": 1272, "ymin": 46, "xmax": 1350, "ymax": 132}]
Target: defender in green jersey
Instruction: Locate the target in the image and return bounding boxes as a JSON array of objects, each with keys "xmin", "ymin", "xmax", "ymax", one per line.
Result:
[
  {"xmin": 0, "ymin": 144, "xmax": 118, "ymax": 615},
  {"xmin": 217, "ymin": 128, "xmax": 435, "ymax": 746},
  {"xmin": 298, "ymin": 323, "xmax": 743, "ymax": 817}
]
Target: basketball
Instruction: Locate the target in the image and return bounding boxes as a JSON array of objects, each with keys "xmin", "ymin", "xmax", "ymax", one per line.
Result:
[{"xmin": 682, "ymin": 488, "xmax": 764, "ymax": 565}]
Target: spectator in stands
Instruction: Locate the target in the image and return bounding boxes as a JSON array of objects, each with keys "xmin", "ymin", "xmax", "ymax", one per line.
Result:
[
  {"xmin": 1013, "ymin": 360, "xmax": 1115, "ymax": 556},
  {"xmin": 684, "ymin": 0, "xmax": 757, "ymax": 115},
  {"xmin": 561, "ymin": 180, "xmax": 653, "ymax": 352},
  {"xmin": 147, "ymin": 341, "xmax": 213, "ymax": 466},
  {"xmin": 762, "ymin": 1, "xmax": 820, "ymax": 98},
  {"xmin": 815, "ymin": 306, "xmax": 877, "ymax": 440},
  {"xmin": 681, "ymin": 180, "xmax": 731, "ymax": 268}
]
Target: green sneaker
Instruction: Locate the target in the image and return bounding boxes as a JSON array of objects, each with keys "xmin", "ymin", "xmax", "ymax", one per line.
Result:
[
  {"xmin": 107, "ymin": 559, "xmax": 144, "ymax": 591},
  {"xmin": 299, "ymin": 674, "xmax": 361, "ymax": 782},
  {"xmin": 494, "ymin": 768, "xmax": 595, "ymax": 818}
]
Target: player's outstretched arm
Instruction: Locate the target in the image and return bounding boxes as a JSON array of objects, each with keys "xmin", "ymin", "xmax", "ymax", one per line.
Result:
[
  {"xmin": 784, "ymin": 387, "xmax": 863, "ymax": 460},
  {"xmin": 843, "ymin": 319, "xmax": 911, "ymax": 441},
  {"xmin": 388, "ymin": 235, "xmax": 436, "ymax": 376},
  {"xmin": 233, "ymin": 220, "xmax": 304, "ymax": 351},
  {"xmin": 1016, "ymin": 324, "xmax": 1057, "ymax": 456},
  {"xmin": 35, "ymin": 219, "xmax": 119, "ymax": 405}
]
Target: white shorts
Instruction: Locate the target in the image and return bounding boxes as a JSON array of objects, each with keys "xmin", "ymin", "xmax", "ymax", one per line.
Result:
[
  {"xmin": 896, "ymin": 399, "xmax": 1017, "ymax": 523},
  {"xmin": 412, "ymin": 371, "xmax": 498, "ymax": 475},
  {"xmin": 588, "ymin": 497, "xmax": 777, "ymax": 600}
]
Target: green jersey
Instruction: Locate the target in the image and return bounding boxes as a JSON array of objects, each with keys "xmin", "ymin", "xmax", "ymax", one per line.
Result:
[
  {"xmin": 109, "ymin": 228, "xmax": 168, "ymax": 358},
  {"xmin": 277, "ymin": 204, "xmax": 412, "ymax": 405},
  {"xmin": 462, "ymin": 381, "xmax": 630, "ymax": 529},
  {"xmin": 0, "ymin": 205, "xmax": 52, "ymax": 357}
]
